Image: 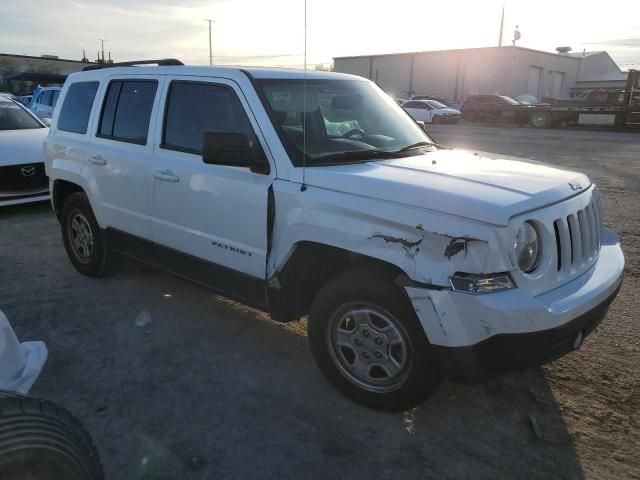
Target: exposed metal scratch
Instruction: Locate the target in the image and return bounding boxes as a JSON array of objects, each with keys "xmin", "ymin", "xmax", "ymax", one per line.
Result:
[{"xmin": 443, "ymin": 236, "xmax": 485, "ymax": 259}]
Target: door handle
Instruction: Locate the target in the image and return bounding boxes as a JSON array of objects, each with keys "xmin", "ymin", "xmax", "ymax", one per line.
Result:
[
  {"xmin": 153, "ymin": 169, "xmax": 180, "ymax": 182},
  {"xmin": 88, "ymin": 155, "xmax": 107, "ymax": 166}
]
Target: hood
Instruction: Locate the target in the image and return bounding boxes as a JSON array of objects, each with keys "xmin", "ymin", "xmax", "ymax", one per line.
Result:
[
  {"xmin": 0, "ymin": 128, "xmax": 48, "ymax": 167},
  {"xmin": 304, "ymin": 149, "xmax": 590, "ymax": 225},
  {"xmin": 438, "ymin": 108, "xmax": 461, "ymax": 115}
]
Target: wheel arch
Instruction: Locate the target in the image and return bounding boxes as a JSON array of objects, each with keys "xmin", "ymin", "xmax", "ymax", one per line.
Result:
[
  {"xmin": 52, "ymin": 179, "xmax": 84, "ymax": 219},
  {"xmin": 268, "ymin": 241, "xmax": 413, "ymax": 323}
]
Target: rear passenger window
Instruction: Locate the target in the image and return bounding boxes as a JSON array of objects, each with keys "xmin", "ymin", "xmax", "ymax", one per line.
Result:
[
  {"xmin": 58, "ymin": 82, "xmax": 99, "ymax": 134},
  {"xmin": 39, "ymin": 91, "xmax": 53, "ymax": 106},
  {"xmin": 97, "ymin": 80, "xmax": 157, "ymax": 145},
  {"xmin": 162, "ymin": 82, "xmax": 255, "ymax": 154}
]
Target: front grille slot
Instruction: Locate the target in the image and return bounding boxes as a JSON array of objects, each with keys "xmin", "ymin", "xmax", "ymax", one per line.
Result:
[
  {"xmin": 551, "ymin": 192, "xmax": 601, "ymax": 273},
  {"xmin": 553, "ymin": 221, "xmax": 562, "ymax": 271}
]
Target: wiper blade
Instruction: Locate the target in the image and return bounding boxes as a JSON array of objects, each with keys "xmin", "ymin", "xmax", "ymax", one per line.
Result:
[
  {"xmin": 310, "ymin": 149, "xmax": 398, "ymax": 164},
  {"xmin": 392, "ymin": 141, "xmax": 434, "ymax": 153},
  {"xmin": 309, "ymin": 142, "xmax": 436, "ymax": 165}
]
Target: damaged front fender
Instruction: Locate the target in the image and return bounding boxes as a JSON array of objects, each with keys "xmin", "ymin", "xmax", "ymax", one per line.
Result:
[{"xmin": 268, "ymin": 180, "xmax": 514, "ymax": 288}]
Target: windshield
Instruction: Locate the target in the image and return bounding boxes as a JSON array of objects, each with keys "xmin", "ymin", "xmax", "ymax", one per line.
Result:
[
  {"xmin": 426, "ymin": 100, "xmax": 448, "ymax": 109},
  {"xmin": 0, "ymin": 100, "xmax": 44, "ymax": 130},
  {"xmin": 499, "ymin": 96, "xmax": 521, "ymax": 105},
  {"xmin": 257, "ymin": 79, "xmax": 433, "ymax": 165}
]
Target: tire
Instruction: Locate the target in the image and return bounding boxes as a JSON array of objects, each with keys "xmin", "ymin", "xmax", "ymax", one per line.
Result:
[
  {"xmin": 531, "ymin": 110, "xmax": 552, "ymax": 128},
  {"xmin": 0, "ymin": 392, "xmax": 104, "ymax": 480},
  {"xmin": 308, "ymin": 264, "xmax": 441, "ymax": 412},
  {"xmin": 432, "ymin": 115, "xmax": 442, "ymax": 124},
  {"xmin": 60, "ymin": 192, "xmax": 110, "ymax": 277}
]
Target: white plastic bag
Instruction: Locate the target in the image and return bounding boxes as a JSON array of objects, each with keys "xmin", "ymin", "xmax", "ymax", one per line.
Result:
[{"xmin": 0, "ymin": 310, "xmax": 48, "ymax": 394}]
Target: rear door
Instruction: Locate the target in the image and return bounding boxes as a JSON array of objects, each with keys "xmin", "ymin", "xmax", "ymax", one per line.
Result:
[
  {"xmin": 149, "ymin": 76, "xmax": 274, "ymax": 281},
  {"xmin": 87, "ymin": 75, "xmax": 164, "ymax": 239}
]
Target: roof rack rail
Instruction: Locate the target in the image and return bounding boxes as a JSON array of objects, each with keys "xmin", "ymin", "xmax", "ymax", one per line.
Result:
[{"xmin": 82, "ymin": 59, "xmax": 183, "ymax": 71}]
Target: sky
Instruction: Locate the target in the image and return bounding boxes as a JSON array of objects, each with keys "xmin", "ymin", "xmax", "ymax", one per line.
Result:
[{"xmin": 1, "ymin": 0, "xmax": 638, "ymax": 70}]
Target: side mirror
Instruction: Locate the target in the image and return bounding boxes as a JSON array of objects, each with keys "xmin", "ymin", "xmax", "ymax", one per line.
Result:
[
  {"xmin": 42, "ymin": 117, "xmax": 51, "ymax": 127},
  {"xmin": 202, "ymin": 132, "xmax": 269, "ymax": 174},
  {"xmin": 416, "ymin": 120, "xmax": 427, "ymax": 132}
]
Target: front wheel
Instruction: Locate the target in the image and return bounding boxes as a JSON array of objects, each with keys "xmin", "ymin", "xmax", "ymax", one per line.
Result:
[
  {"xmin": 308, "ymin": 265, "xmax": 441, "ymax": 412},
  {"xmin": 432, "ymin": 115, "xmax": 442, "ymax": 124}
]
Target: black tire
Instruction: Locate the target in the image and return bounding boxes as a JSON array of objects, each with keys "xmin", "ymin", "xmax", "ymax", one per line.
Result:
[
  {"xmin": 60, "ymin": 192, "xmax": 110, "ymax": 277},
  {"xmin": 308, "ymin": 264, "xmax": 441, "ymax": 412},
  {"xmin": 531, "ymin": 110, "xmax": 552, "ymax": 128},
  {"xmin": 0, "ymin": 392, "xmax": 104, "ymax": 480},
  {"xmin": 432, "ymin": 115, "xmax": 442, "ymax": 124}
]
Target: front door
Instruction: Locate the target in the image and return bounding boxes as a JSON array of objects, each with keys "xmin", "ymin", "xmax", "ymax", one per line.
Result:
[{"xmin": 150, "ymin": 77, "xmax": 274, "ymax": 283}]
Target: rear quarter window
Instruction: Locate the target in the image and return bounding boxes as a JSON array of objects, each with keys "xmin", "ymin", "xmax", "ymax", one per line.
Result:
[{"xmin": 58, "ymin": 82, "xmax": 99, "ymax": 134}]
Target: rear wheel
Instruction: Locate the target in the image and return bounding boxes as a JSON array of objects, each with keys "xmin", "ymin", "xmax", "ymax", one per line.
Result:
[
  {"xmin": 308, "ymin": 265, "xmax": 441, "ymax": 412},
  {"xmin": 60, "ymin": 192, "xmax": 110, "ymax": 277},
  {"xmin": 531, "ymin": 110, "xmax": 552, "ymax": 128},
  {"xmin": 0, "ymin": 391, "xmax": 103, "ymax": 480}
]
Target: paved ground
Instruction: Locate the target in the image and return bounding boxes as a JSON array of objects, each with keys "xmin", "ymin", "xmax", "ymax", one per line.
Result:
[{"xmin": 1, "ymin": 124, "xmax": 638, "ymax": 480}]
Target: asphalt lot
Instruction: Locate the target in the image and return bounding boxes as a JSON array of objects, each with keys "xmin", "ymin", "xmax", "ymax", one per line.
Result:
[{"xmin": 1, "ymin": 124, "xmax": 638, "ymax": 480}]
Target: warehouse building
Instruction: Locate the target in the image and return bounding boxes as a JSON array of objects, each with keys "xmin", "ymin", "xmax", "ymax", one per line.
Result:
[
  {"xmin": 334, "ymin": 46, "xmax": 622, "ymax": 101},
  {"xmin": 0, "ymin": 53, "xmax": 93, "ymax": 93}
]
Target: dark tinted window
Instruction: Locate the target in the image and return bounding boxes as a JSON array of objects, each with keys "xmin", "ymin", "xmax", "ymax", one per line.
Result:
[
  {"xmin": 39, "ymin": 90, "xmax": 53, "ymax": 106},
  {"xmin": 58, "ymin": 82, "xmax": 99, "ymax": 134},
  {"xmin": 403, "ymin": 101, "xmax": 421, "ymax": 109},
  {"xmin": 98, "ymin": 80, "xmax": 157, "ymax": 144},
  {"xmin": 98, "ymin": 81, "xmax": 122, "ymax": 138},
  {"xmin": 51, "ymin": 90, "xmax": 60, "ymax": 107},
  {"xmin": 162, "ymin": 82, "xmax": 254, "ymax": 154}
]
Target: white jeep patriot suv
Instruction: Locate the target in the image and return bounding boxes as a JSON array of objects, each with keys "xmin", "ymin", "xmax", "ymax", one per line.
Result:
[{"xmin": 44, "ymin": 59, "xmax": 624, "ymax": 411}]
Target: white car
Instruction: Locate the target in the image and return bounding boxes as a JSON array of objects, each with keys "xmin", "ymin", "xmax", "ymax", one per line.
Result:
[
  {"xmin": 29, "ymin": 86, "xmax": 62, "ymax": 121},
  {"xmin": 402, "ymin": 99, "xmax": 461, "ymax": 124},
  {"xmin": 0, "ymin": 96, "xmax": 50, "ymax": 206},
  {"xmin": 44, "ymin": 61, "xmax": 623, "ymax": 412}
]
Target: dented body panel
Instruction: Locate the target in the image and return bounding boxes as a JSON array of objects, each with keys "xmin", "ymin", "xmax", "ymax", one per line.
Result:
[
  {"xmin": 406, "ymin": 229, "xmax": 623, "ymax": 347},
  {"xmin": 267, "ymin": 178, "xmax": 513, "ymax": 287}
]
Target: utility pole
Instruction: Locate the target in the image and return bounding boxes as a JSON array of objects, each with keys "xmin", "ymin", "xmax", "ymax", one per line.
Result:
[
  {"xmin": 498, "ymin": 4, "xmax": 505, "ymax": 47},
  {"xmin": 205, "ymin": 19, "xmax": 215, "ymax": 65},
  {"xmin": 98, "ymin": 38, "xmax": 106, "ymax": 63}
]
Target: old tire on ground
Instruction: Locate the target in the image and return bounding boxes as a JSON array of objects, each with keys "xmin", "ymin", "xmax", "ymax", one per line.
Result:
[
  {"xmin": 531, "ymin": 110, "xmax": 552, "ymax": 128},
  {"xmin": 0, "ymin": 392, "xmax": 104, "ymax": 480},
  {"xmin": 308, "ymin": 264, "xmax": 441, "ymax": 412},
  {"xmin": 60, "ymin": 192, "xmax": 110, "ymax": 277}
]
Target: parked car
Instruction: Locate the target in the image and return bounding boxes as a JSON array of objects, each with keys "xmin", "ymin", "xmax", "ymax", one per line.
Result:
[
  {"xmin": 0, "ymin": 96, "xmax": 50, "ymax": 206},
  {"xmin": 28, "ymin": 86, "xmax": 62, "ymax": 120},
  {"xmin": 402, "ymin": 99, "xmax": 461, "ymax": 124},
  {"xmin": 461, "ymin": 94, "xmax": 536, "ymax": 124},
  {"xmin": 45, "ymin": 60, "xmax": 623, "ymax": 412},
  {"xmin": 409, "ymin": 95, "xmax": 461, "ymax": 111}
]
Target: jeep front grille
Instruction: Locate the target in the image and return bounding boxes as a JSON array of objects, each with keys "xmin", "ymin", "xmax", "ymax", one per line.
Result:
[{"xmin": 552, "ymin": 193, "xmax": 602, "ymax": 272}]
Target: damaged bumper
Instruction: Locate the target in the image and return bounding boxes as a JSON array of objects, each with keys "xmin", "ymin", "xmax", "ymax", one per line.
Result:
[{"xmin": 405, "ymin": 228, "xmax": 624, "ymax": 381}]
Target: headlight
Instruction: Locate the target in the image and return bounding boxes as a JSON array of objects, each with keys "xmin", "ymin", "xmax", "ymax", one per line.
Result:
[
  {"xmin": 515, "ymin": 221, "xmax": 540, "ymax": 273},
  {"xmin": 450, "ymin": 273, "xmax": 513, "ymax": 294}
]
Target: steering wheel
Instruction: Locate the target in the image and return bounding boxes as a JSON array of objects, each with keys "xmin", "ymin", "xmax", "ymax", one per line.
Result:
[{"xmin": 341, "ymin": 128, "xmax": 367, "ymax": 139}]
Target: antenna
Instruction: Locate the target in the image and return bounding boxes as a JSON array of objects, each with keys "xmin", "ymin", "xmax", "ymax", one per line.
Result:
[
  {"xmin": 205, "ymin": 19, "xmax": 215, "ymax": 66},
  {"xmin": 301, "ymin": 0, "xmax": 308, "ymax": 192},
  {"xmin": 498, "ymin": 4, "xmax": 505, "ymax": 47}
]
